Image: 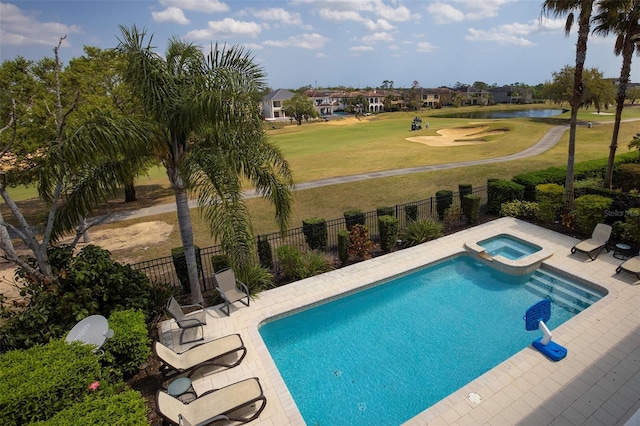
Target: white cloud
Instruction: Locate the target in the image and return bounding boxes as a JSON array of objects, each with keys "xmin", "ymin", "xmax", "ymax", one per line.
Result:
[
  {"xmin": 318, "ymin": 8, "xmax": 364, "ymax": 22},
  {"xmin": 427, "ymin": 2, "xmax": 464, "ymax": 24},
  {"xmin": 186, "ymin": 18, "xmax": 262, "ymax": 40},
  {"xmin": 363, "ymin": 19, "xmax": 395, "ymax": 32},
  {"xmin": 361, "ymin": 32, "xmax": 394, "ymax": 44},
  {"xmin": 466, "ymin": 27, "xmax": 534, "ymax": 46},
  {"xmin": 416, "ymin": 41, "xmax": 438, "ymax": 52},
  {"xmin": 263, "ymin": 33, "xmax": 329, "ymax": 49},
  {"xmin": 373, "ymin": 1, "xmax": 413, "ymax": 22},
  {"xmin": 350, "ymin": 45, "xmax": 374, "ymax": 52},
  {"xmin": 159, "ymin": 0, "xmax": 229, "ymax": 13},
  {"xmin": 460, "ymin": 0, "xmax": 515, "ymax": 20},
  {"xmin": 427, "ymin": 0, "xmax": 515, "ymax": 24},
  {"xmin": 252, "ymin": 8, "xmax": 304, "ymax": 26},
  {"xmin": 0, "ymin": 3, "xmax": 82, "ymax": 47},
  {"xmin": 152, "ymin": 7, "xmax": 190, "ymax": 24}
]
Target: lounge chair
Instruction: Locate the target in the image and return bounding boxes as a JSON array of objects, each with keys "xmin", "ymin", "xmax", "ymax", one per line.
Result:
[
  {"xmin": 616, "ymin": 255, "xmax": 640, "ymax": 280},
  {"xmin": 214, "ymin": 268, "xmax": 250, "ymax": 316},
  {"xmin": 166, "ymin": 297, "xmax": 207, "ymax": 344},
  {"xmin": 154, "ymin": 334, "xmax": 247, "ymax": 380},
  {"xmin": 156, "ymin": 377, "xmax": 267, "ymax": 425},
  {"xmin": 570, "ymin": 223, "xmax": 612, "ymax": 261}
]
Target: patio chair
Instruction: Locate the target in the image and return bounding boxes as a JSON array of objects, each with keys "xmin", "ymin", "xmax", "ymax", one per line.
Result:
[
  {"xmin": 213, "ymin": 268, "xmax": 250, "ymax": 316},
  {"xmin": 570, "ymin": 223, "xmax": 612, "ymax": 261},
  {"xmin": 616, "ymin": 254, "xmax": 640, "ymax": 280},
  {"xmin": 156, "ymin": 377, "xmax": 267, "ymax": 425},
  {"xmin": 154, "ymin": 334, "xmax": 247, "ymax": 380},
  {"xmin": 166, "ymin": 297, "xmax": 207, "ymax": 345}
]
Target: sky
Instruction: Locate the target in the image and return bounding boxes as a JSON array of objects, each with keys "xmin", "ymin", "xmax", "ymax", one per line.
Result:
[{"xmin": 1, "ymin": 0, "xmax": 637, "ymax": 91}]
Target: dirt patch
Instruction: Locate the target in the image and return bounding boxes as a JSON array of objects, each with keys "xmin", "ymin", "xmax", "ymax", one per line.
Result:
[{"xmin": 406, "ymin": 126, "xmax": 507, "ymax": 147}]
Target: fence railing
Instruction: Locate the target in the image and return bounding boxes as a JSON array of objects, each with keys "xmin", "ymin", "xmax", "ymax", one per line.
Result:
[{"xmin": 130, "ymin": 186, "xmax": 489, "ymax": 290}]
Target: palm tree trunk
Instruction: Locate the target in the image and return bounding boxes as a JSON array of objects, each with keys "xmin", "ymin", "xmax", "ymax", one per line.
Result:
[{"xmin": 604, "ymin": 39, "xmax": 635, "ymax": 189}]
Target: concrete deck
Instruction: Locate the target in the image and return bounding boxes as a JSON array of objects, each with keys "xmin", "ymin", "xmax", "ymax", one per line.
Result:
[{"xmin": 159, "ymin": 217, "xmax": 640, "ymax": 425}]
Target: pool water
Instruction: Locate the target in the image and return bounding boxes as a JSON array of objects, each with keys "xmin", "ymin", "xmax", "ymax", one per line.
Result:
[
  {"xmin": 478, "ymin": 234, "xmax": 541, "ymax": 260},
  {"xmin": 259, "ymin": 255, "xmax": 603, "ymax": 426}
]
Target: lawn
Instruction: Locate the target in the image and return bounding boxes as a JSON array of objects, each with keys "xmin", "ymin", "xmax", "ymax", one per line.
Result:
[{"xmin": 3, "ymin": 104, "xmax": 639, "ymax": 263}]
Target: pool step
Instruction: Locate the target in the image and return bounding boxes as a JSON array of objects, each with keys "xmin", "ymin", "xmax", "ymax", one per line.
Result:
[{"xmin": 524, "ymin": 270, "xmax": 602, "ymax": 314}]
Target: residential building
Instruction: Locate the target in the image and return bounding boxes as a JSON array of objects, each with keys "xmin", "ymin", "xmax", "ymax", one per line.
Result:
[
  {"xmin": 262, "ymin": 89, "xmax": 295, "ymax": 120},
  {"xmin": 489, "ymin": 86, "xmax": 533, "ymax": 104}
]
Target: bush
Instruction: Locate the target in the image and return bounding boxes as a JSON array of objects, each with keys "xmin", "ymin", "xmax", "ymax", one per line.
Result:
[
  {"xmin": 343, "ymin": 209, "xmax": 366, "ymax": 231},
  {"xmin": 487, "ymin": 180, "xmax": 525, "ymax": 214},
  {"xmin": 458, "ymin": 184, "xmax": 473, "ymax": 204},
  {"xmin": 399, "ymin": 218, "xmax": 443, "ymax": 248},
  {"xmin": 171, "ymin": 246, "xmax": 202, "ymax": 294},
  {"xmin": 462, "ymin": 194, "xmax": 481, "ymax": 225},
  {"xmin": 101, "ymin": 309, "xmax": 151, "ymax": 379},
  {"xmin": 573, "ymin": 194, "xmax": 613, "ymax": 235},
  {"xmin": 376, "ymin": 206, "xmax": 394, "ymax": 217},
  {"xmin": 210, "ymin": 254, "xmax": 230, "ymax": 272},
  {"xmin": 499, "ymin": 200, "xmax": 539, "ymax": 220},
  {"xmin": 536, "ymin": 183, "xmax": 565, "ymax": 223},
  {"xmin": 237, "ymin": 265, "xmax": 275, "ymax": 294},
  {"xmin": 337, "ymin": 230, "xmax": 349, "ymax": 265},
  {"xmin": 378, "ymin": 215, "xmax": 399, "ymax": 253},
  {"xmin": 35, "ymin": 390, "xmax": 148, "ymax": 426},
  {"xmin": 614, "ymin": 163, "xmax": 640, "ymax": 192},
  {"xmin": 276, "ymin": 245, "xmax": 302, "ymax": 281},
  {"xmin": 276, "ymin": 245, "xmax": 333, "ymax": 281},
  {"xmin": 302, "ymin": 217, "xmax": 328, "ymax": 251},
  {"xmin": 1, "ymin": 245, "xmax": 161, "ymax": 351},
  {"xmin": 0, "ymin": 339, "xmax": 102, "ymax": 425},
  {"xmin": 404, "ymin": 204, "xmax": 418, "ymax": 222},
  {"xmin": 257, "ymin": 236, "xmax": 273, "ymax": 270},
  {"xmin": 435, "ymin": 190, "xmax": 453, "ymax": 220},
  {"xmin": 348, "ymin": 224, "xmax": 374, "ymax": 260},
  {"xmin": 442, "ymin": 205, "xmax": 462, "ymax": 230}
]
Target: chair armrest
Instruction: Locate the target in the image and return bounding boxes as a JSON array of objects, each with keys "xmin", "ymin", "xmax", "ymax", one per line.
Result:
[
  {"xmin": 175, "ymin": 318, "xmax": 204, "ymax": 328},
  {"xmin": 236, "ymin": 280, "xmax": 250, "ymax": 295}
]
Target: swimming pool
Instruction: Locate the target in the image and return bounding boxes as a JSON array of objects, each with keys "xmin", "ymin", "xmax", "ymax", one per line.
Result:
[
  {"xmin": 478, "ymin": 234, "xmax": 541, "ymax": 260},
  {"xmin": 259, "ymin": 254, "xmax": 604, "ymax": 425}
]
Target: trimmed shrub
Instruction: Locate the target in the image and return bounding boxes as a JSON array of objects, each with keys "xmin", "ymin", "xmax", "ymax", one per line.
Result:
[
  {"xmin": 344, "ymin": 209, "xmax": 366, "ymax": 231},
  {"xmin": 404, "ymin": 204, "xmax": 418, "ymax": 222},
  {"xmin": 302, "ymin": 217, "xmax": 328, "ymax": 251},
  {"xmin": 237, "ymin": 265, "xmax": 275, "ymax": 294},
  {"xmin": 487, "ymin": 180, "xmax": 525, "ymax": 214},
  {"xmin": 257, "ymin": 236, "xmax": 273, "ymax": 270},
  {"xmin": 36, "ymin": 390, "xmax": 148, "ymax": 426},
  {"xmin": 378, "ymin": 215, "xmax": 399, "ymax": 253},
  {"xmin": 0, "ymin": 339, "xmax": 102, "ymax": 425},
  {"xmin": 101, "ymin": 309, "xmax": 151, "ymax": 379},
  {"xmin": 462, "ymin": 194, "xmax": 481, "ymax": 225},
  {"xmin": 442, "ymin": 205, "xmax": 462, "ymax": 230},
  {"xmin": 458, "ymin": 184, "xmax": 473, "ymax": 204},
  {"xmin": 435, "ymin": 190, "xmax": 453, "ymax": 220},
  {"xmin": 573, "ymin": 194, "xmax": 613, "ymax": 235},
  {"xmin": 614, "ymin": 163, "xmax": 640, "ymax": 192},
  {"xmin": 210, "ymin": 254, "xmax": 230, "ymax": 272},
  {"xmin": 536, "ymin": 183, "xmax": 565, "ymax": 223},
  {"xmin": 171, "ymin": 245, "xmax": 202, "ymax": 294},
  {"xmin": 399, "ymin": 218, "xmax": 443, "ymax": 248},
  {"xmin": 376, "ymin": 206, "xmax": 394, "ymax": 217},
  {"xmin": 499, "ymin": 200, "xmax": 539, "ymax": 220},
  {"xmin": 348, "ymin": 224, "xmax": 374, "ymax": 260},
  {"xmin": 337, "ymin": 230, "xmax": 349, "ymax": 264}
]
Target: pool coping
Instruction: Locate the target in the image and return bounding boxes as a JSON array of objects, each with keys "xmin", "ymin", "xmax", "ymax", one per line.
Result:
[{"xmin": 159, "ymin": 217, "xmax": 640, "ymax": 425}]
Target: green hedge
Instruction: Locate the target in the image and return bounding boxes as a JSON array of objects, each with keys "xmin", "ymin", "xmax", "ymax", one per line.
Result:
[
  {"xmin": 257, "ymin": 236, "xmax": 273, "ymax": 270},
  {"xmin": 210, "ymin": 254, "xmax": 230, "ymax": 272},
  {"xmin": 487, "ymin": 180, "xmax": 525, "ymax": 214},
  {"xmin": 302, "ymin": 217, "xmax": 328, "ymax": 251},
  {"xmin": 458, "ymin": 184, "xmax": 473, "ymax": 204},
  {"xmin": 34, "ymin": 390, "xmax": 148, "ymax": 426},
  {"xmin": 101, "ymin": 309, "xmax": 151, "ymax": 379},
  {"xmin": 337, "ymin": 230, "xmax": 349, "ymax": 264},
  {"xmin": 614, "ymin": 163, "xmax": 640, "ymax": 192},
  {"xmin": 499, "ymin": 200, "xmax": 539, "ymax": 220},
  {"xmin": 344, "ymin": 209, "xmax": 366, "ymax": 231},
  {"xmin": 435, "ymin": 190, "xmax": 453, "ymax": 220},
  {"xmin": 404, "ymin": 204, "xmax": 418, "ymax": 222},
  {"xmin": 461, "ymin": 194, "xmax": 481, "ymax": 225},
  {"xmin": 376, "ymin": 206, "xmax": 394, "ymax": 217},
  {"xmin": 573, "ymin": 195, "xmax": 613, "ymax": 235},
  {"xmin": 0, "ymin": 340, "xmax": 102, "ymax": 425},
  {"xmin": 536, "ymin": 183, "xmax": 565, "ymax": 223},
  {"xmin": 378, "ymin": 215, "xmax": 399, "ymax": 253}
]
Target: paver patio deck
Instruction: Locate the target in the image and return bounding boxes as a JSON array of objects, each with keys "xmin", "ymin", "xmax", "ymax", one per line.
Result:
[{"xmin": 159, "ymin": 218, "xmax": 639, "ymax": 425}]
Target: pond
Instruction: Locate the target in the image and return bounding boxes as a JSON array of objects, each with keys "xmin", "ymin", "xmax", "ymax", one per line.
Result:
[{"xmin": 437, "ymin": 108, "xmax": 566, "ymax": 119}]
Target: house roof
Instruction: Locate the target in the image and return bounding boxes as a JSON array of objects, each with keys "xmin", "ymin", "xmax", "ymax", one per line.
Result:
[{"xmin": 263, "ymin": 88, "xmax": 295, "ymax": 101}]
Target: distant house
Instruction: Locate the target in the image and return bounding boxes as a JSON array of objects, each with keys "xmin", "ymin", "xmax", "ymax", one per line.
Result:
[
  {"xmin": 262, "ymin": 89, "xmax": 295, "ymax": 120},
  {"xmin": 455, "ymin": 86, "xmax": 491, "ymax": 105},
  {"xmin": 418, "ymin": 87, "xmax": 454, "ymax": 107},
  {"xmin": 304, "ymin": 90, "xmax": 340, "ymax": 115},
  {"xmin": 489, "ymin": 86, "xmax": 532, "ymax": 104}
]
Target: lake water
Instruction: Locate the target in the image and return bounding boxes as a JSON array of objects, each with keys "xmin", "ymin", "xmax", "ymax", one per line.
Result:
[{"xmin": 438, "ymin": 108, "xmax": 565, "ymax": 119}]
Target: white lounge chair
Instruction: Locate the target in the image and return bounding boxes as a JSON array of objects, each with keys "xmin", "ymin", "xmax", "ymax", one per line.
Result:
[
  {"xmin": 166, "ymin": 296, "xmax": 207, "ymax": 344},
  {"xmin": 153, "ymin": 334, "xmax": 247, "ymax": 380},
  {"xmin": 213, "ymin": 268, "xmax": 250, "ymax": 316},
  {"xmin": 616, "ymin": 254, "xmax": 640, "ymax": 280},
  {"xmin": 156, "ymin": 377, "xmax": 267, "ymax": 425},
  {"xmin": 570, "ymin": 223, "xmax": 612, "ymax": 261}
]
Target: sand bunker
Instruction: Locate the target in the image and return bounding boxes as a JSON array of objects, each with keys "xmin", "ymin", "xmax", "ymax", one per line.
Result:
[{"xmin": 406, "ymin": 126, "xmax": 507, "ymax": 147}]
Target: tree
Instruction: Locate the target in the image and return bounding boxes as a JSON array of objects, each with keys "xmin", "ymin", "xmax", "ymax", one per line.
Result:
[
  {"xmin": 282, "ymin": 93, "xmax": 319, "ymax": 125},
  {"xmin": 381, "ymin": 80, "xmax": 394, "ymax": 90},
  {"xmin": 116, "ymin": 26, "xmax": 293, "ymax": 304},
  {"xmin": 627, "ymin": 85, "xmax": 640, "ymax": 104},
  {"xmin": 472, "ymin": 81, "xmax": 490, "ymax": 90},
  {"xmin": 542, "ymin": 0, "xmax": 596, "ymax": 201},
  {"xmin": 0, "ymin": 38, "xmax": 152, "ymax": 283},
  {"xmin": 592, "ymin": 0, "xmax": 640, "ymax": 188}
]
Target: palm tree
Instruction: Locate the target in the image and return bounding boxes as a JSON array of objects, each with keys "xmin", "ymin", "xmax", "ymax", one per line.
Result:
[
  {"xmin": 542, "ymin": 0, "xmax": 596, "ymax": 201},
  {"xmin": 592, "ymin": 0, "xmax": 640, "ymax": 188},
  {"xmin": 116, "ymin": 26, "xmax": 293, "ymax": 304}
]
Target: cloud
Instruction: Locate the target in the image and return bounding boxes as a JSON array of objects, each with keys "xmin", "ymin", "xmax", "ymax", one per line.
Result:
[
  {"xmin": 252, "ymin": 8, "xmax": 304, "ymax": 26},
  {"xmin": 373, "ymin": 1, "xmax": 413, "ymax": 22},
  {"xmin": 0, "ymin": 3, "xmax": 82, "ymax": 47},
  {"xmin": 186, "ymin": 18, "xmax": 262, "ymax": 40},
  {"xmin": 361, "ymin": 32, "xmax": 394, "ymax": 44},
  {"xmin": 427, "ymin": 0, "xmax": 515, "ymax": 24},
  {"xmin": 152, "ymin": 7, "xmax": 190, "ymax": 24},
  {"xmin": 427, "ymin": 2, "xmax": 465, "ymax": 24},
  {"xmin": 263, "ymin": 33, "xmax": 329, "ymax": 49},
  {"xmin": 318, "ymin": 8, "xmax": 364, "ymax": 22},
  {"xmin": 350, "ymin": 45, "xmax": 375, "ymax": 52},
  {"xmin": 466, "ymin": 27, "xmax": 534, "ymax": 46},
  {"xmin": 363, "ymin": 19, "xmax": 395, "ymax": 32},
  {"xmin": 460, "ymin": 0, "xmax": 515, "ymax": 20},
  {"xmin": 159, "ymin": 0, "xmax": 229, "ymax": 13},
  {"xmin": 416, "ymin": 41, "xmax": 438, "ymax": 52}
]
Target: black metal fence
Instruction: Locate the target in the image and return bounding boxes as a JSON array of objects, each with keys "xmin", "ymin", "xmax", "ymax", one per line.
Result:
[{"xmin": 130, "ymin": 186, "xmax": 489, "ymax": 290}]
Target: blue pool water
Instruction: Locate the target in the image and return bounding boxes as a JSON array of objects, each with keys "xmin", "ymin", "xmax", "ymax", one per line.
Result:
[
  {"xmin": 479, "ymin": 234, "xmax": 541, "ymax": 260},
  {"xmin": 259, "ymin": 255, "xmax": 604, "ymax": 425}
]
